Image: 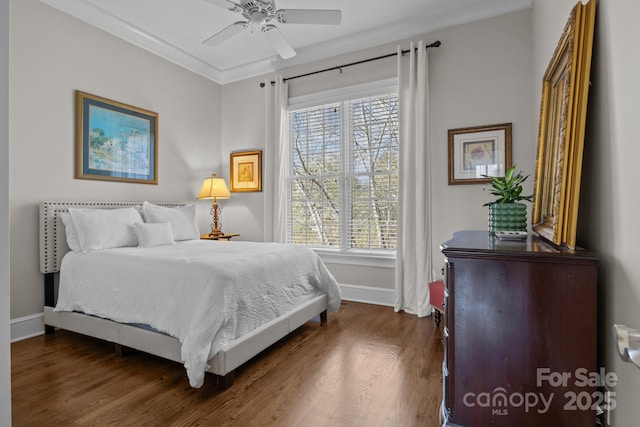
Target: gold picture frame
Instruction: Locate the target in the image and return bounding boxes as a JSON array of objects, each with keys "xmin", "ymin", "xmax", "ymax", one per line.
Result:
[
  {"xmin": 230, "ymin": 150, "xmax": 262, "ymax": 192},
  {"xmin": 448, "ymin": 123, "xmax": 512, "ymax": 185},
  {"xmin": 75, "ymin": 91, "xmax": 158, "ymax": 184},
  {"xmin": 531, "ymin": 0, "xmax": 595, "ymax": 248}
]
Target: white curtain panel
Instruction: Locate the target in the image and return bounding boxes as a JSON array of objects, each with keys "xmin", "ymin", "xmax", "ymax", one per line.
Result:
[
  {"xmin": 394, "ymin": 41, "xmax": 433, "ymax": 317},
  {"xmin": 263, "ymin": 76, "xmax": 289, "ymax": 243}
]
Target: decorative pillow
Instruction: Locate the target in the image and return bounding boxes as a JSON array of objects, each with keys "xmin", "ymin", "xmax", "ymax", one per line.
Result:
[
  {"xmin": 134, "ymin": 222, "xmax": 175, "ymax": 248},
  {"xmin": 59, "ymin": 212, "xmax": 81, "ymax": 251},
  {"xmin": 142, "ymin": 201, "xmax": 200, "ymax": 241},
  {"xmin": 68, "ymin": 207, "xmax": 143, "ymax": 251}
]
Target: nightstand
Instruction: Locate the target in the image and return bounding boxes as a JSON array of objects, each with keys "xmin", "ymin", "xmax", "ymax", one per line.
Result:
[{"xmin": 200, "ymin": 233, "xmax": 239, "ymax": 241}]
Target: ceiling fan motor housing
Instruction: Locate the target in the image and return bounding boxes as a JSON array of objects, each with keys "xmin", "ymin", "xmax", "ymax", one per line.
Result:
[{"xmin": 240, "ymin": 0, "xmax": 276, "ymax": 25}]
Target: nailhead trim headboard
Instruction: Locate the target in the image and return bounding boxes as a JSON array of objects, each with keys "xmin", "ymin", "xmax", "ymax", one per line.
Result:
[{"xmin": 39, "ymin": 201, "xmax": 185, "ymax": 274}]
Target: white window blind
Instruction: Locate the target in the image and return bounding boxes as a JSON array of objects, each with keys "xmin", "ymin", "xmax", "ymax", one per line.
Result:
[{"xmin": 287, "ymin": 90, "xmax": 398, "ymax": 254}]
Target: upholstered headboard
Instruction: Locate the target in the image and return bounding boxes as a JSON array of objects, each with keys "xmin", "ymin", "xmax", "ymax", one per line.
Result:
[{"xmin": 39, "ymin": 201, "xmax": 185, "ymax": 274}]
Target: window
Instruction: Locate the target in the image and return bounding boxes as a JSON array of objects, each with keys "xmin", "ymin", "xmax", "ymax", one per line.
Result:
[{"xmin": 287, "ymin": 85, "xmax": 398, "ymax": 256}]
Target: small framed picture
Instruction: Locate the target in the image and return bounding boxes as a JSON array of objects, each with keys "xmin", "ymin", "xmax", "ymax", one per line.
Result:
[
  {"xmin": 75, "ymin": 91, "xmax": 158, "ymax": 184},
  {"xmin": 448, "ymin": 123, "xmax": 512, "ymax": 185},
  {"xmin": 230, "ymin": 150, "xmax": 262, "ymax": 192}
]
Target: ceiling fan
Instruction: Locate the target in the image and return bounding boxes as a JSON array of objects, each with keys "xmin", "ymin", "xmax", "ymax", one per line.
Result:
[{"xmin": 201, "ymin": 0, "xmax": 342, "ymax": 59}]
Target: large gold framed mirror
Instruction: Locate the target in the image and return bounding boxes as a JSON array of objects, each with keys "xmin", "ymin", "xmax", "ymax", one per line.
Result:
[{"xmin": 531, "ymin": 0, "xmax": 595, "ymax": 249}]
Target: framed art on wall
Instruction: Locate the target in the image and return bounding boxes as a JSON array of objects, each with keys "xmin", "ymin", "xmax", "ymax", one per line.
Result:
[
  {"xmin": 448, "ymin": 123, "xmax": 512, "ymax": 185},
  {"xmin": 75, "ymin": 90, "xmax": 158, "ymax": 184},
  {"xmin": 230, "ymin": 150, "xmax": 262, "ymax": 192}
]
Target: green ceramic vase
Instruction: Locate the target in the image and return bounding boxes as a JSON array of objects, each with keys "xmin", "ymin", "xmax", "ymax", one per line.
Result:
[{"xmin": 488, "ymin": 202, "xmax": 527, "ymax": 233}]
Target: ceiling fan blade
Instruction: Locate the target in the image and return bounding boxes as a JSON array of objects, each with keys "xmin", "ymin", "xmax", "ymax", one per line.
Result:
[
  {"xmin": 276, "ymin": 9, "xmax": 342, "ymax": 25},
  {"xmin": 202, "ymin": 21, "xmax": 247, "ymax": 46},
  {"xmin": 262, "ymin": 25, "xmax": 296, "ymax": 59},
  {"xmin": 201, "ymin": 0, "xmax": 238, "ymax": 11}
]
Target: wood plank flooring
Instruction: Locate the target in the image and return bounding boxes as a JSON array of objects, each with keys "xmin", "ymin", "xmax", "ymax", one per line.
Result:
[{"xmin": 11, "ymin": 301, "xmax": 444, "ymax": 426}]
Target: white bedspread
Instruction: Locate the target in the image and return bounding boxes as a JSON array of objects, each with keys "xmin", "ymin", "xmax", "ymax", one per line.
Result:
[{"xmin": 55, "ymin": 240, "xmax": 341, "ymax": 387}]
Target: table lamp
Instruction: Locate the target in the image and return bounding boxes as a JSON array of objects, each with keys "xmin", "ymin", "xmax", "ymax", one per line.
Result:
[{"xmin": 197, "ymin": 173, "xmax": 231, "ymax": 237}]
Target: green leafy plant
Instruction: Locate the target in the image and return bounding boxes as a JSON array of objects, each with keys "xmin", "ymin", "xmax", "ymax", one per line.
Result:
[{"xmin": 483, "ymin": 165, "xmax": 533, "ymax": 206}]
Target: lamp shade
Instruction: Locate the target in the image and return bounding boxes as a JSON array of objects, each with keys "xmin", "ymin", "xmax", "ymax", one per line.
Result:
[{"xmin": 197, "ymin": 174, "xmax": 231, "ymax": 200}]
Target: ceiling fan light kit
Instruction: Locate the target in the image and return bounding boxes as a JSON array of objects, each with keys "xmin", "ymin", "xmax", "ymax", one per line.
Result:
[{"xmin": 202, "ymin": 0, "xmax": 342, "ymax": 59}]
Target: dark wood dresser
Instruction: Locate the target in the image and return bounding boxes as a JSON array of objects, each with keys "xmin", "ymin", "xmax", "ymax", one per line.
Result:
[{"xmin": 440, "ymin": 230, "xmax": 598, "ymax": 426}]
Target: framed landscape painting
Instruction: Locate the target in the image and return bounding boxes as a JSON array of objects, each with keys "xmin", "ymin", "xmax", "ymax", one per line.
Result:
[{"xmin": 75, "ymin": 91, "xmax": 158, "ymax": 184}]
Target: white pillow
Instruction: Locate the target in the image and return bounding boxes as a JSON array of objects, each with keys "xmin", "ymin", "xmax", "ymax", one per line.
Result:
[
  {"xmin": 134, "ymin": 222, "xmax": 175, "ymax": 248},
  {"xmin": 68, "ymin": 207, "xmax": 143, "ymax": 251},
  {"xmin": 59, "ymin": 212, "xmax": 81, "ymax": 252},
  {"xmin": 142, "ymin": 201, "xmax": 200, "ymax": 241}
]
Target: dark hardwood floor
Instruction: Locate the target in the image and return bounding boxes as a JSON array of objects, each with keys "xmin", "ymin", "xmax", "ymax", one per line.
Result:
[{"xmin": 11, "ymin": 301, "xmax": 444, "ymax": 426}]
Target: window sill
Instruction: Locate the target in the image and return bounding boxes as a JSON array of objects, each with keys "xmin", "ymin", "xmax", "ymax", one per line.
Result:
[{"xmin": 313, "ymin": 249, "xmax": 396, "ymax": 268}]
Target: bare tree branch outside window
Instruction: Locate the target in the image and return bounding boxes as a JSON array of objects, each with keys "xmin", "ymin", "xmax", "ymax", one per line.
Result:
[{"xmin": 288, "ymin": 94, "xmax": 398, "ymax": 252}]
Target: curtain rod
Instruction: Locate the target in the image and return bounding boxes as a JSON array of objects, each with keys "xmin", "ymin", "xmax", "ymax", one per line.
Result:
[{"xmin": 259, "ymin": 40, "xmax": 441, "ymax": 87}]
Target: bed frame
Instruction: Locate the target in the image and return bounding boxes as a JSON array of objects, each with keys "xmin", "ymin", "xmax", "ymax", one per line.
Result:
[{"xmin": 39, "ymin": 201, "xmax": 328, "ymax": 388}]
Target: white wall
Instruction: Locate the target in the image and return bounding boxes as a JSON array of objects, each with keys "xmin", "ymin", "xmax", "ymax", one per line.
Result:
[
  {"xmin": 9, "ymin": 0, "xmax": 223, "ymax": 320},
  {"xmin": 221, "ymin": 9, "xmax": 535, "ymax": 289},
  {"xmin": 428, "ymin": 9, "xmax": 535, "ymax": 268},
  {"xmin": 1, "ymin": 0, "xmax": 12, "ymax": 422},
  {"xmin": 533, "ymin": 0, "xmax": 640, "ymax": 425}
]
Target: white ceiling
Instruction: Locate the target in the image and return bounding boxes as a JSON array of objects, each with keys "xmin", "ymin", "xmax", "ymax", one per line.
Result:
[{"xmin": 40, "ymin": 0, "xmax": 531, "ymax": 84}]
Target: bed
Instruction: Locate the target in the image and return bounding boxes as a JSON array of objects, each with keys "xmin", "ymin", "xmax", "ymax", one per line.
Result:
[{"xmin": 39, "ymin": 201, "xmax": 341, "ymax": 389}]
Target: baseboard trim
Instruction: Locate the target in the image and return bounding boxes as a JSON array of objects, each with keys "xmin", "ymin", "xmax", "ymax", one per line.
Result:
[
  {"xmin": 10, "ymin": 312, "xmax": 44, "ymax": 342},
  {"xmin": 338, "ymin": 283, "xmax": 395, "ymax": 307},
  {"xmin": 10, "ymin": 284, "xmax": 395, "ymax": 342}
]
